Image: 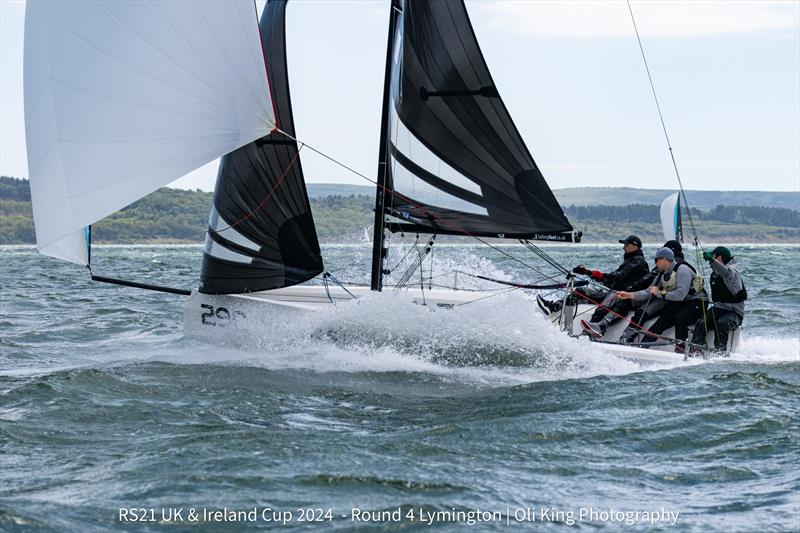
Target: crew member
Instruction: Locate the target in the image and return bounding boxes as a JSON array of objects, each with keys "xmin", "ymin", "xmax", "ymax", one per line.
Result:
[
  {"xmin": 537, "ymin": 235, "xmax": 649, "ymax": 316},
  {"xmin": 617, "ymin": 246, "xmax": 706, "ymax": 353},
  {"xmin": 581, "ymin": 240, "xmax": 684, "ymax": 338},
  {"xmin": 688, "ymin": 246, "xmax": 746, "ymax": 356}
]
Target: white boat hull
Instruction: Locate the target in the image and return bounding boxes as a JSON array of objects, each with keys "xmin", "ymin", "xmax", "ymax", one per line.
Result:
[
  {"xmin": 183, "ymin": 285, "xmax": 737, "ymax": 366},
  {"xmin": 539, "ymin": 301, "xmax": 740, "ymax": 364},
  {"xmin": 183, "ymin": 285, "xmax": 492, "ymax": 341}
]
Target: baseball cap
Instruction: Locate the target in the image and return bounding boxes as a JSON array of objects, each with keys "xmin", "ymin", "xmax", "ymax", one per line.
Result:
[{"xmin": 619, "ymin": 235, "xmax": 642, "ymax": 248}]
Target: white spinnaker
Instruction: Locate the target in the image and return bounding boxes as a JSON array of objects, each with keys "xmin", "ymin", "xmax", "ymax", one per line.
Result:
[
  {"xmin": 24, "ymin": 0, "xmax": 275, "ymax": 265},
  {"xmin": 660, "ymin": 192, "xmax": 680, "ymax": 241}
]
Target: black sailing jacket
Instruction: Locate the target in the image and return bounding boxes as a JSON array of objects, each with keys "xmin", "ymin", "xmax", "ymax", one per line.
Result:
[{"xmin": 602, "ymin": 250, "xmax": 650, "ymax": 291}]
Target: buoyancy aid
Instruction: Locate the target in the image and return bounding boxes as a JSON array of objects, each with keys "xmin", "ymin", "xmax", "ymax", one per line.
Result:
[
  {"xmin": 658, "ymin": 260, "xmax": 704, "ymax": 296},
  {"xmin": 710, "ymin": 271, "xmax": 747, "ymax": 303}
]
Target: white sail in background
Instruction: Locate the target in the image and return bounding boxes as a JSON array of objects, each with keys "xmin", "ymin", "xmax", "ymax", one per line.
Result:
[
  {"xmin": 24, "ymin": 0, "xmax": 276, "ymax": 265},
  {"xmin": 660, "ymin": 192, "xmax": 681, "ymax": 241}
]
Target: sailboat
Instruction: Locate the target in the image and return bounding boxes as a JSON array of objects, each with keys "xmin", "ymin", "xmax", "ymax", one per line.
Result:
[
  {"xmin": 23, "ymin": 0, "xmax": 722, "ymax": 364},
  {"xmin": 185, "ymin": 0, "xmax": 579, "ymax": 328},
  {"xmin": 660, "ymin": 192, "xmax": 683, "ymax": 242}
]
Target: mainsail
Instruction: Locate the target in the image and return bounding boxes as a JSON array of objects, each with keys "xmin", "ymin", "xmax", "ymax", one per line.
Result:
[
  {"xmin": 375, "ymin": 0, "xmax": 574, "ymax": 241},
  {"xmin": 199, "ymin": 0, "xmax": 323, "ymax": 294},
  {"xmin": 660, "ymin": 192, "xmax": 683, "ymax": 241},
  {"xmin": 24, "ymin": 0, "xmax": 276, "ymax": 266}
]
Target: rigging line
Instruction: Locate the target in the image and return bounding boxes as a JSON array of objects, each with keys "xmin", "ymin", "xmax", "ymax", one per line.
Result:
[
  {"xmin": 456, "ymin": 286, "xmax": 521, "ymax": 306},
  {"xmin": 626, "ymin": 0, "xmax": 701, "ymax": 245},
  {"xmin": 531, "ymin": 243, "xmax": 571, "ymax": 275},
  {"xmin": 521, "ymin": 240, "xmax": 570, "ymax": 276},
  {"xmin": 274, "ymin": 127, "xmax": 559, "ymax": 279},
  {"xmin": 429, "ymin": 235, "xmax": 435, "ymax": 290},
  {"xmin": 323, "ymin": 271, "xmax": 356, "ymax": 299},
  {"xmin": 417, "ymin": 244, "xmax": 426, "ymax": 304},
  {"xmin": 393, "ymin": 238, "xmax": 431, "ymax": 291},
  {"xmin": 695, "ymin": 246, "xmax": 716, "ymax": 339},
  {"xmin": 388, "ymin": 233, "xmax": 420, "ymax": 272},
  {"xmin": 322, "ymin": 272, "xmax": 333, "ymax": 303},
  {"xmin": 214, "ymin": 144, "xmax": 304, "ymax": 233},
  {"xmin": 454, "ymin": 270, "xmax": 583, "ymax": 290},
  {"xmin": 521, "ymin": 242, "xmax": 572, "ymax": 280}
]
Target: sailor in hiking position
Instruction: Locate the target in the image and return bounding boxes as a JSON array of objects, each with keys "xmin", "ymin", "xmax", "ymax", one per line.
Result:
[
  {"xmin": 581, "ymin": 239, "xmax": 683, "ymax": 338},
  {"xmin": 537, "ymin": 235, "xmax": 649, "ymax": 315},
  {"xmin": 688, "ymin": 246, "xmax": 746, "ymax": 356},
  {"xmin": 616, "ymin": 246, "xmax": 706, "ymax": 353}
]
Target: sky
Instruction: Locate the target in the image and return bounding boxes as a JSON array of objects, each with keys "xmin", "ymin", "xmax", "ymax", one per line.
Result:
[{"xmin": 1, "ymin": 0, "xmax": 798, "ymax": 193}]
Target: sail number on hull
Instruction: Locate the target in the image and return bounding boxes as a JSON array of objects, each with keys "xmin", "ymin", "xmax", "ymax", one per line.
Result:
[{"xmin": 200, "ymin": 304, "xmax": 246, "ymax": 327}]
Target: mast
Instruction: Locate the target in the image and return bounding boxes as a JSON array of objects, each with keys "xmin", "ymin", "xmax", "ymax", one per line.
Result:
[{"xmin": 370, "ymin": 0, "xmax": 401, "ymax": 291}]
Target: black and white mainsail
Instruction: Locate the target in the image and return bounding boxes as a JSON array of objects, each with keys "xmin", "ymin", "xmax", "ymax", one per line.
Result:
[
  {"xmin": 378, "ymin": 0, "xmax": 574, "ymax": 240},
  {"xmin": 200, "ymin": 0, "xmax": 323, "ymax": 295},
  {"xmin": 371, "ymin": 0, "xmax": 576, "ymax": 289},
  {"xmin": 373, "ymin": 0, "xmax": 575, "ymax": 288}
]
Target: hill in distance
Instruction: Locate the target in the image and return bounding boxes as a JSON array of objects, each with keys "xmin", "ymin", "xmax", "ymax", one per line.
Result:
[
  {"xmin": 2, "ymin": 177, "xmax": 798, "ymax": 244},
  {"xmin": 304, "ymin": 184, "xmax": 799, "ymax": 210},
  {"xmin": 553, "ymin": 187, "xmax": 799, "ymax": 210}
]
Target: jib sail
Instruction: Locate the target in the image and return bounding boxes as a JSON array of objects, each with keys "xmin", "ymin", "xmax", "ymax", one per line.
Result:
[
  {"xmin": 376, "ymin": 0, "xmax": 575, "ymax": 241},
  {"xmin": 200, "ymin": 0, "xmax": 322, "ymax": 294}
]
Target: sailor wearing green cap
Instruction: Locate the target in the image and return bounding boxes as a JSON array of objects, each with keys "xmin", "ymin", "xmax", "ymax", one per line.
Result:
[{"xmin": 688, "ymin": 246, "xmax": 746, "ymax": 356}]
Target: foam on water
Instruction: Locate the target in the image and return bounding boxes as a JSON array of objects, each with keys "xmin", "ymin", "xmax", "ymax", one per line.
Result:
[
  {"xmin": 729, "ymin": 335, "xmax": 800, "ymax": 363},
  {"xmin": 169, "ymin": 290, "xmax": 671, "ymax": 386}
]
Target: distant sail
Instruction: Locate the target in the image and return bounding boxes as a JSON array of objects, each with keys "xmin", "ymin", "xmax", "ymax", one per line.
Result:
[
  {"xmin": 660, "ymin": 192, "xmax": 683, "ymax": 241},
  {"xmin": 24, "ymin": 0, "xmax": 276, "ymax": 265},
  {"xmin": 199, "ymin": 0, "xmax": 323, "ymax": 294},
  {"xmin": 378, "ymin": 0, "xmax": 575, "ymax": 240}
]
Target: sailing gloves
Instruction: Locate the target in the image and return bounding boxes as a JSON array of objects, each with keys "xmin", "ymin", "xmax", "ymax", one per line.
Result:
[
  {"xmin": 702, "ymin": 251, "xmax": 714, "ymax": 262},
  {"xmin": 572, "ymin": 265, "xmax": 604, "ymax": 281}
]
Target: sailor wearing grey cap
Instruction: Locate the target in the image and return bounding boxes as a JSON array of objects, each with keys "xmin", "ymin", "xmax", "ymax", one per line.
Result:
[
  {"xmin": 580, "ymin": 240, "xmax": 687, "ymax": 339},
  {"xmin": 617, "ymin": 246, "xmax": 707, "ymax": 352}
]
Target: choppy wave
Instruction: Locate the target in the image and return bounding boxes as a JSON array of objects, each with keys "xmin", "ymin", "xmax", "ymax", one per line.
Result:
[{"xmin": 2, "ymin": 244, "xmax": 799, "ymax": 532}]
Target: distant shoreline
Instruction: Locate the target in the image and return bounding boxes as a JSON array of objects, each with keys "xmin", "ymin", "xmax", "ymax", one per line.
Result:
[
  {"xmin": 2, "ymin": 177, "xmax": 798, "ymax": 245},
  {"xmin": 4, "ymin": 242, "xmax": 799, "ymax": 250}
]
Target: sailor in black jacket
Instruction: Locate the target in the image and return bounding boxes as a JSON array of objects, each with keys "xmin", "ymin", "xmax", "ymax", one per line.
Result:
[
  {"xmin": 538, "ymin": 235, "xmax": 649, "ymax": 317},
  {"xmin": 580, "ymin": 239, "xmax": 683, "ymax": 337}
]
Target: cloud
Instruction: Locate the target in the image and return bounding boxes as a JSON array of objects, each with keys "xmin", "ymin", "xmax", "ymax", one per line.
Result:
[{"xmin": 474, "ymin": 0, "xmax": 800, "ymax": 38}]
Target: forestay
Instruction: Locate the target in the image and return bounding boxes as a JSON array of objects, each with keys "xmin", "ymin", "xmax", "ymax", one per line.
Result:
[
  {"xmin": 200, "ymin": 0, "xmax": 323, "ymax": 294},
  {"xmin": 380, "ymin": 0, "xmax": 575, "ymax": 240},
  {"xmin": 24, "ymin": 0, "xmax": 276, "ymax": 265}
]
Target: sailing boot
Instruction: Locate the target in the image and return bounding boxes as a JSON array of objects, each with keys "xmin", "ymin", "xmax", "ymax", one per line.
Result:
[
  {"xmin": 536, "ymin": 295, "xmax": 563, "ymax": 316},
  {"xmin": 620, "ymin": 326, "xmax": 638, "ymax": 344},
  {"xmin": 580, "ymin": 320, "xmax": 604, "ymax": 339}
]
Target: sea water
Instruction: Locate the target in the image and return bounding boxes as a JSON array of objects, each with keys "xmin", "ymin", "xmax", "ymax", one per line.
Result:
[{"xmin": 1, "ymin": 243, "xmax": 797, "ymax": 532}]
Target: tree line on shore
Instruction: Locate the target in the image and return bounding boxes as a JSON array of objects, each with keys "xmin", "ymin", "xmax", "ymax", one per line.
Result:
[{"xmin": 1, "ymin": 177, "xmax": 798, "ymax": 244}]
